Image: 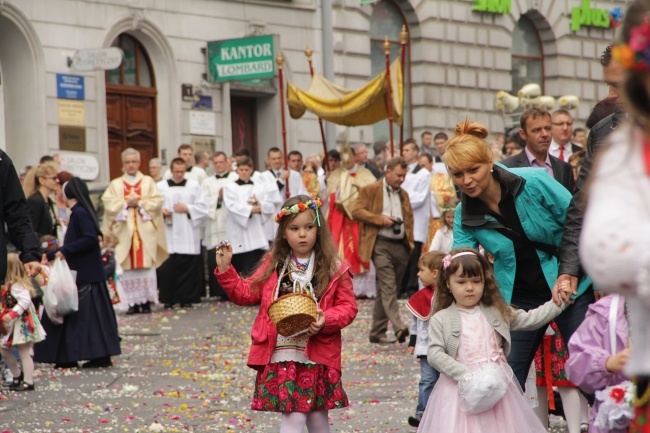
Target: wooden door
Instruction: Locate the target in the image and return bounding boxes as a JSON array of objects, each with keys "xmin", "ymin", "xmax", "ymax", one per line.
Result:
[
  {"xmin": 230, "ymin": 96, "xmax": 258, "ymax": 167},
  {"xmin": 106, "ymin": 88, "xmax": 157, "ymax": 180}
]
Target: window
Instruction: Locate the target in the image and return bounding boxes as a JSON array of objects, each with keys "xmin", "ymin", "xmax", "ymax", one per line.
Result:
[
  {"xmin": 106, "ymin": 34, "xmax": 154, "ymax": 88},
  {"xmin": 369, "ymin": 0, "xmax": 411, "ymax": 146},
  {"xmin": 511, "ymin": 17, "xmax": 544, "ymax": 94}
]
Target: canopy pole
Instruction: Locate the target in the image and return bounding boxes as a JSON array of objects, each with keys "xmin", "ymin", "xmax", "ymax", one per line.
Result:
[
  {"xmin": 305, "ymin": 46, "xmax": 328, "ymax": 164},
  {"xmin": 384, "ymin": 37, "xmax": 394, "ymax": 158},
  {"xmin": 399, "ymin": 26, "xmax": 408, "ymax": 149},
  {"xmin": 276, "ymin": 52, "xmax": 290, "ymax": 199}
]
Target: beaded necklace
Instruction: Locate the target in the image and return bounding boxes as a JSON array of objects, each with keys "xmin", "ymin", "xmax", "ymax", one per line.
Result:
[{"xmin": 289, "ymin": 251, "xmax": 311, "ymax": 272}]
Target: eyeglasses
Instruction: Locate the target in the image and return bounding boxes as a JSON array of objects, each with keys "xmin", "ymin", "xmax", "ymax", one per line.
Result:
[{"xmin": 552, "ymin": 122, "xmax": 573, "ymax": 127}]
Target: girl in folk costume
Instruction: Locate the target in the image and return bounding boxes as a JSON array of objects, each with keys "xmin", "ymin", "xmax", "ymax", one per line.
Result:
[
  {"xmin": 0, "ymin": 253, "xmax": 46, "ymax": 391},
  {"xmin": 325, "ymin": 145, "xmax": 375, "ymax": 274},
  {"xmin": 214, "ymin": 195, "xmax": 358, "ymax": 433},
  {"xmin": 418, "ymin": 248, "xmax": 573, "ymax": 433},
  {"xmin": 532, "ymin": 321, "xmax": 590, "ymax": 433}
]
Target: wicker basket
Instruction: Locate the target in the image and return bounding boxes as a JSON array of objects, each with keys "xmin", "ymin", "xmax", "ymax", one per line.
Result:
[{"xmin": 268, "ymin": 292, "xmax": 317, "ymax": 337}]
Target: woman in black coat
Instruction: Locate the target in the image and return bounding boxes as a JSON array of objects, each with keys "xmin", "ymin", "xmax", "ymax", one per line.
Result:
[
  {"xmin": 23, "ymin": 162, "xmax": 59, "ymax": 238},
  {"xmin": 34, "ymin": 177, "xmax": 121, "ymax": 368}
]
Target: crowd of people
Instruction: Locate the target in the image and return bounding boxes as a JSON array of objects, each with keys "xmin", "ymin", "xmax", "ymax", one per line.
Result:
[{"xmin": 2, "ymin": 2, "xmax": 650, "ymax": 432}]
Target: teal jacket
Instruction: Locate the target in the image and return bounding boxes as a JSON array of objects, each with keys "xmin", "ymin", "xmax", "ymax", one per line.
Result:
[{"xmin": 452, "ymin": 164, "xmax": 591, "ymax": 303}]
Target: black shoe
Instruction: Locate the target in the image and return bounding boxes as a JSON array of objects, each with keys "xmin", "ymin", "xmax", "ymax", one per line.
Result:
[
  {"xmin": 179, "ymin": 303, "xmax": 192, "ymax": 308},
  {"xmin": 140, "ymin": 302, "xmax": 151, "ymax": 314},
  {"xmin": 163, "ymin": 303, "xmax": 174, "ymax": 309},
  {"xmin": 9, "ymin": 381, "xmax": 34, "ymax": 392},
  {"xmin": 126, "ymin": 305, "xmax": 141, "ymax": 315},
  {"xmin": 82, "ymin": 357, "xmax": 112, "ymax": 368},
  {"xmin": 369, "ymin": 336, "xmax": 397, "ymax": 344},
  {"xmin": 54, "ymin": 362, "xmax": 78, "ymax": 369},
  {"xmin": 395, "ymin": 328, "xmax": 409, "ymax": 344},
  {"xmin": 408, "ymin": 415, "xmax": 421, "ymax": 427},
  {"xmin": 9, "ymin": 371, "xmax": 23, "ymax": 387}
]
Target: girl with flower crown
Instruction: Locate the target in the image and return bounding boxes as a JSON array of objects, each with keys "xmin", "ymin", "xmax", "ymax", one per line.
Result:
[
  {"xmin": 214, "ymin": 194, "xmax": 358, "ymax": 433},
  {"xmin": 579, "ymin": 1, "xmax": 650, "ymax": 430},
  {"xmin": 419, "ymin": 248, "xmax": 574, "ymax": 433}
]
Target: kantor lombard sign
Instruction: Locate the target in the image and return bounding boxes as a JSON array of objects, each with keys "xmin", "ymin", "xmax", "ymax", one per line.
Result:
[{"xmin": 207, "ymin": 35, "xmax": 275, "ymax": 83}]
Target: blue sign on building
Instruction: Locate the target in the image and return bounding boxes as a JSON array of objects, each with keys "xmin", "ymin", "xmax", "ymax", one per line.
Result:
[{"xmin": 57, "ymin": 74, "xmax": 85, "ymax": 100}]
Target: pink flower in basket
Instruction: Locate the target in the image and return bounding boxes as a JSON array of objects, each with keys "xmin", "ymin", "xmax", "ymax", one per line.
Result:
[{"xmin": 594, "ymin": 381, "xmax": 635, "ymax": 430}]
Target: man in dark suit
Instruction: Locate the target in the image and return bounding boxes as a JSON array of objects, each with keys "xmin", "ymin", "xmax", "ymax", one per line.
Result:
[
  {"xmin": 549, "ymin": 109, "xmax": 583, "ymax": 161},
  {"xmin": 502, "ymin": 108, "xmax": 575, "ymax": 192}
]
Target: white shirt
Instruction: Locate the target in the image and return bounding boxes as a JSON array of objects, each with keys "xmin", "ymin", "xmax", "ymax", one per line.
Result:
[
  {"xmin": 402, "ymin": 165, "xmax": 431, "ymax": 243},
  {"xmin": 548, "ymin": 139, "xmax": 574, "ymax": 161},
  {"xmin": 378, "ymin": 178, "xmax": 404, "ymax": 239}
]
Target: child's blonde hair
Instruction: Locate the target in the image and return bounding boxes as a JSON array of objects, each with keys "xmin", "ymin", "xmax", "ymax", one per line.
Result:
[
  {"xmin": 433, "ymin": 248, "xmax": 513, "ymax": 322},
  {"xmin": 6, "ymin": 253, "xmax": 36, "ymax": 297}
]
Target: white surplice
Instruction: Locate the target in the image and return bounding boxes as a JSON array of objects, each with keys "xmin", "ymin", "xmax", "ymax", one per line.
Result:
[
  {"xmin": 258, "ymin": 169, "xmax": 307, "ymax": 241},
  {"xmin": 158, "ymin": 178, "xmax": 209, "ymax": 255},
  {"xmin": 223, "ymin": 179, "xmax": 281, "ymax": 254},
  {"xmin": 201, "ymin": 171, "xmax": 238, "ymax": 249},
  {"xmin": 402, "ymin": 167, "xmax": 432, "ymax": 243}
]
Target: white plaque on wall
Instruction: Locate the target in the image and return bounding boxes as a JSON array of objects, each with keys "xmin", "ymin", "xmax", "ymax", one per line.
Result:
[{"xmin": 189, "ymin": 111, "xmax": 216, "ymax": 136}]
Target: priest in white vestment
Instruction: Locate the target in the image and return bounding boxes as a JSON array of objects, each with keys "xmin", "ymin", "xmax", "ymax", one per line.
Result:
[
  {"xmin": 157, "ymin": 157, "xmax": 209, "ymax": 308},
  {"xmin": 223, "ymin": 157, "xmax": 280, "ymax": 276},
  {"xmin": 102, "ymin": 148, "xmax": 168, "ymax": 314},
  {"xmin": 201, "ymin": 151, "xmax": 237, "ymax": 298}
]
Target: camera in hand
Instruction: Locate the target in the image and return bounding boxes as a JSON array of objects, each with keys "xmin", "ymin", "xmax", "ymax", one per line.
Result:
[{"xmin": 392, "ymin": 217, "xmax": 403, "ymax": 235}]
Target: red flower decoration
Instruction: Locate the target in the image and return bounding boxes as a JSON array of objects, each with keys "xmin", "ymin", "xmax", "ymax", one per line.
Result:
[{"xmin": 610, "ymin": 387, "xmax": 626, "ymax": 404}]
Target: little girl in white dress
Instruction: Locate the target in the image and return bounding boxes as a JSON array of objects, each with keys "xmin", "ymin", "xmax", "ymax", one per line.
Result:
[{"xmin": 418, "ymin": 249, "xmax": 573, "ymax": 433}]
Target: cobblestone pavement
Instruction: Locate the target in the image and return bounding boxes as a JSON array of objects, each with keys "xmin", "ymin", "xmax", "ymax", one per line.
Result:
[{"xmin": 1, "ymin": 299, "xmax": 569, "ymax": 432}]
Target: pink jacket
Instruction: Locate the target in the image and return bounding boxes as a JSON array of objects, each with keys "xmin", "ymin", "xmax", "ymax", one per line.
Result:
[
  {"xmin": 215, "ymin": 256, "xmax": 358, "ymax": 371},
  {"xmin": 566, "ymin": 295, "xmax": 629, "ymax": 433}
]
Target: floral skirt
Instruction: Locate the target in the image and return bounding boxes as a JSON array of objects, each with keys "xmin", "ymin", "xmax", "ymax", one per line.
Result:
[{"xmin": 251, "ymin": 361, "xmax": 349, "ymax": 412}]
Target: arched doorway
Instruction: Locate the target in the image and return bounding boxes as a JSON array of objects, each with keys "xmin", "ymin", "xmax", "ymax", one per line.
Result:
[{"xmin": 106, "ymin": 34, "xmax": 157, "ymax": 180}]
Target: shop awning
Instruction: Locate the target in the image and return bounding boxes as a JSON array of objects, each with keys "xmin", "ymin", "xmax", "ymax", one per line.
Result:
[{"xmin": 287, "ymin": 59, "xmax": 403, "ymax": 126}]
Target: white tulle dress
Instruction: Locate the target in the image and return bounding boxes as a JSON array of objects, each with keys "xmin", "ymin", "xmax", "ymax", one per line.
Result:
[{"xmin": 417, "ymin": 306, "xmax": 547, "ymax": 433}]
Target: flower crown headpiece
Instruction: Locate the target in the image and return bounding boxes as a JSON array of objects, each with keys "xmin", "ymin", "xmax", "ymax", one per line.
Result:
[
  {"xmin": 40, "ymin": 239, "xmax": 58, "ymax": 250},
  {"xmin": 274, "ymin": 198, "xmax": 323, "ymax": 226},
  {"xmin": 613, "ymin": 16, "xmax": 650, "ymax": 72},
  {"xmin": 441, "ymin": 205, "xmax": 456, "ymax": 214}
]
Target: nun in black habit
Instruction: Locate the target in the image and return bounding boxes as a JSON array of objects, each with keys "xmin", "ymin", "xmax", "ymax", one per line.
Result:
[{"xmin": 34, "ymin": 177, "xmax": 121, "ymax": 368}]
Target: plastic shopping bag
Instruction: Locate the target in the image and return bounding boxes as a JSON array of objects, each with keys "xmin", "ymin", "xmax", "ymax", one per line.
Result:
[
  {"xmin": 42, "ymin": 283, "xmax": 63, "ymax": 325},
  {"xmin": 49, "ymin": 259, "xmax": 78, "ymax": 316}
]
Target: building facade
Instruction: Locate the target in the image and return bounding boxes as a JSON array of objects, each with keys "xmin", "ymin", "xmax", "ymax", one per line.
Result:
[{"xmin": 0, "ymin": 0, "xmax": 624, "ymax": 184}]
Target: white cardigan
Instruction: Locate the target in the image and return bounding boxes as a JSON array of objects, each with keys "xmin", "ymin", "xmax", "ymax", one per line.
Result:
[{"xmin": 580, "ymin": 125, "xmax": 650, "ymax": 375}]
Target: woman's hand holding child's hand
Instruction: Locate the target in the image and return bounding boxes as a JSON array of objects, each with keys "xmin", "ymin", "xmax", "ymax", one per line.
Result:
[
  {"xmin": 215, "ymin": 241, "xmax": 233, "ymax": 273},
  {"xmin": 306, "ymin": 309, "xmax": 325, "ymax": 336},
  {"xmin": 605, "ymin": 348, "xmax": 630, "ymax": 373},
  {"xmin": 556, "ymin": 281, "xmax": 574, "ymax": 305}
]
